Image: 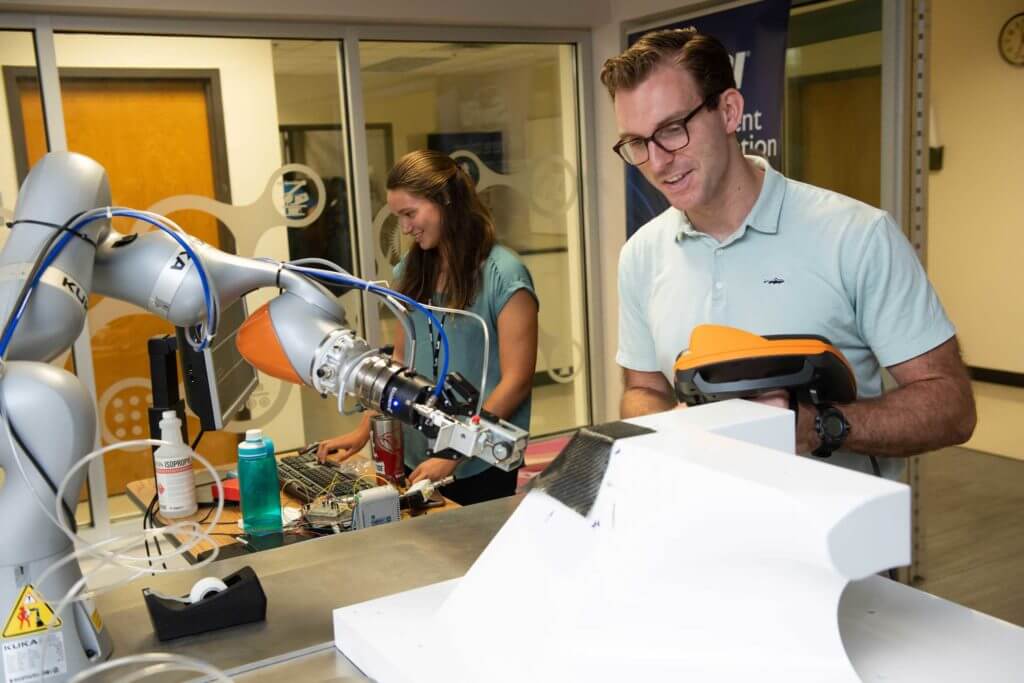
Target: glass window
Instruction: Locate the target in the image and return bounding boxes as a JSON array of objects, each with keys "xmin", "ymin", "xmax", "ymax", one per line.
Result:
[
  {"xmin": 359, "ymin": 40, "xmax": 590, "ymax": 437},
  {"xmin": 10, "ymin": 33, "xmax": 360, "ymax": 515},
  {"xmin": 271, "ymin": 39, "xmax": 364, "ymax": 446}
]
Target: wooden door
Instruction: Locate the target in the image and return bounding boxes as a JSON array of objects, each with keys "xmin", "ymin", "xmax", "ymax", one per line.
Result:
[
  {"xmin": 790, "ymin": 70, "xmax": 882, "ymax": 208},
  {"xmin": 17, "ymin": 75, "xmax": 238, "ymax": 495}
]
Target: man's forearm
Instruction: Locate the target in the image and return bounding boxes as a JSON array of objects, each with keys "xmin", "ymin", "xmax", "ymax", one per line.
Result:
[
  {"xmin": 621, "ymin": 387, "xmax": 676, "ymax": 419},
  {"xmin": 815, "ymin": 378, "xmax": 975, "ymax": 457}
]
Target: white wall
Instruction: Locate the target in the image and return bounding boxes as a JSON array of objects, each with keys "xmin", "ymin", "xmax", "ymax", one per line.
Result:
[
  {"xmin": 785, "ymin": 31, "xmax": 881, "ymax": 78},
  {"xmin": 928, "ymin": 0, "xmax": 1024, "ymax": 459},
  {"xmin": 275, "ymin": 73, "xmax": 342, "ymax": 126}
]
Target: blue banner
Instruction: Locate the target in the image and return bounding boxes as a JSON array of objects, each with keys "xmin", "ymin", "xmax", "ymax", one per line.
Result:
[{"xmin": 625, "ymin": 0, "xmax": 790, "ymax": 238}]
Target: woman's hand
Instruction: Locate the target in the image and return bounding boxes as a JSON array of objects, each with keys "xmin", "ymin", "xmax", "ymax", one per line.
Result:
[
  {"xmin": 408, "ymin": 457, "xmax": 458, "ymax": 484},
  {"xmin": 316, "ymin": 427, "xmax": 371, "ymax": 464}
]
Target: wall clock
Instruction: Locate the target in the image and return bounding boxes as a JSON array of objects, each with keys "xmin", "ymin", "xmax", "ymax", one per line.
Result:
[{"xmin": 999, "ymin": 12, "xmax": 1024, "ymax": 66}]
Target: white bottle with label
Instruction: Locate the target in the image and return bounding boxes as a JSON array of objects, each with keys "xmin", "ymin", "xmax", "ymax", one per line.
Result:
[{"xmin": 154, "ymin": 410, "xmax": 198, "ymax": 518}]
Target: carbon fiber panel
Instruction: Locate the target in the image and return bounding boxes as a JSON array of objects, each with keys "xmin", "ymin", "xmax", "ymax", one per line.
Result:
[{"xmin": 529, "ymin": 421, "xmax": 654, "ymax": 516}]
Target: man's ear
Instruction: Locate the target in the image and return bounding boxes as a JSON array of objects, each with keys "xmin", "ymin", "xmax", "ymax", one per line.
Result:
[{"xmin": 719, "ymin": 88, "xmax": 745, "ymax": 135}]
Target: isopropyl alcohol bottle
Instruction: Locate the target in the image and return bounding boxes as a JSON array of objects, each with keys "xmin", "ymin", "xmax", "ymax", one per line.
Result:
[
  {"xmin": 238, "ymin": 429, "xmax": 282, "ymax": 535},
  {"xmin": 154, "ymin": 410, "xmax": 198, "ymax": 518}
]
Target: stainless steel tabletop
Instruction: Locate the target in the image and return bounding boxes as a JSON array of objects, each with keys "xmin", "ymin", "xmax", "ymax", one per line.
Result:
[
  {"xmin": 93, "ymin": 490, "xmax": 1024, "ymax": 682},
  {"xmin": 94, "ymin": 496, "xmax": 521, "ymax": 680}
]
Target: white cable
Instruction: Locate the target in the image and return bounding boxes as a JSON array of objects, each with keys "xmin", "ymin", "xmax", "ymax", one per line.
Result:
[
  {"xmin": 0, "ymin": 205, "xmax": 227, "ymax": 681},
  {"xmin": 1, "ymin": 380, "xmax": 226, "ymax": 674},
  {"xmin": 279, "ymin": 261, "xmax": 417, "ymax": 364},
  {"xmin": 33, "ymin": 440, "xmax": 225, "ymax": 682},
  {"xmin": 7, "ymin": 426, "xmax": 226, "ymax": 682},
  {"xmin": 1, "ymin": 205, "xmax": 221, "ymax": 357},
  {"xmin": 296, "ymin": 267, "xmax": 491, "ymax": 415},
  {"xmin": 68, "ymin": 653, "xmax": 232, "ymax": 683},
  {"xmin": 384, "ymin": 294, "xmax": 416, "ymax": 367},
  {"xmin": 54, "ymin": 438, "xmax": 225, "ymax": 566},
  {"xmin": 122, "ymin": 207, "xmax": 222, "ymax": 349},
  {"xmin": 0, "ymin": 388, "xmax": 215, "ymax": 570},
  {"xmin": 275, "ymin": 264, "xmax": 454, "ymax": 402},
  {"xmin": 0, "ymin": 207, "xmax": 230, "ymax": 683},
  {"xmin": 286, "ymin": 257, "xmax": 352, "ymax": 275},
  {"xmin": 419, "ymin": 303, "xmax": 490, "ymax": 415},
  {"xmin": 85, "ymin": 206, "xmax": 222, "ymax": 350}
]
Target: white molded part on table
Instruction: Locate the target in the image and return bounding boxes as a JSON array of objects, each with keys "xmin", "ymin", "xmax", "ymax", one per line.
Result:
[{"xmin": 332, "ymin": 400, "xmax": 1021, "ymax": 681}]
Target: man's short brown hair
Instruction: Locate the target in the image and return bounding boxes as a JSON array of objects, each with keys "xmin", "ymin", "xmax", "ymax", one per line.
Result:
[{"xmin": 600, "ymin": 28, "xmax": 736, "ymax": 106}]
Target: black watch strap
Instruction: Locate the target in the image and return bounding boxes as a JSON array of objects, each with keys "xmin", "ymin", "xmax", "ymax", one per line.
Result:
[{"xmin": 812, "ymin": 403, "xmax": 849, "ymax": 458}]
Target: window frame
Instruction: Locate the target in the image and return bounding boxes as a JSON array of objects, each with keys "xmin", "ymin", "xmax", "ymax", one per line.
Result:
[{"xmin": 0, "ymin": 13, "xmax": 600, "ymax": 530}]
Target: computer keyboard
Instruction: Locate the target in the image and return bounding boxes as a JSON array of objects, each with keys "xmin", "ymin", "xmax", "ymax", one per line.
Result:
[{"xmin": 278, "ymin": 451, "xmax": 374, "ymax": 504}]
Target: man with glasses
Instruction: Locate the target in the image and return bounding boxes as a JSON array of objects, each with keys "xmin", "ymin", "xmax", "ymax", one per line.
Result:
[{"xmin": 603, "ymin": 28, "xmax": 975, "ymax": 477}]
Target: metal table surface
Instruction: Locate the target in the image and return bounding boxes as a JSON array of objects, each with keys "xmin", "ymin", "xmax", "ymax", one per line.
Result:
[
  {"xmin": 93, "ymin": 496, "xmax": 521, "ymax": 681},
  {"xmin": 93, "ymin": 491, "xmax": 1024, "ymax": 682}
]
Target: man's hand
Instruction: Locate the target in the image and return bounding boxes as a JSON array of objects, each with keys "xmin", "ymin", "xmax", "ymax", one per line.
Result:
[
  {"xmin": 408, "ymin": 457, "xmax": 458, "ymax": 484},
  {"xmin": 620, "ymin": 368, "xmax": 676, "ymax": 418},
  {"xmin": 750, "ymin": 391, "xmax": 819, "ymax": 453},
  {"xmin": 750, "ymin": 337, "xmax": 976, "ymax": 458}
]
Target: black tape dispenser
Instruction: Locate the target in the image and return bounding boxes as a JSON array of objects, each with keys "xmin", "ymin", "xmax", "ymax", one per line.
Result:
[{"xmin": 142, "ymin": 566, "xmax": 267, "ymax": 641}]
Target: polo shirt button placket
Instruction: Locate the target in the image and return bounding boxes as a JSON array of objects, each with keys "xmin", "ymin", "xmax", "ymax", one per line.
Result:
[
  {"xmin": 710, "ymin": 278, "xmax": 724, "ymax": 320},
  {"xmin": 711, "ymin": 243, "xmax": 726, "ymax": 313},
  {"xmin": 714, "ymin": 249, "xmax": 723, "ymax": 297}
]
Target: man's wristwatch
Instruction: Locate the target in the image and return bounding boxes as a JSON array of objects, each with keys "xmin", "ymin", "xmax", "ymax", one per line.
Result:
[{"xmin": 812, "ymin": 403, "xmax": 850, "ymax": 458}]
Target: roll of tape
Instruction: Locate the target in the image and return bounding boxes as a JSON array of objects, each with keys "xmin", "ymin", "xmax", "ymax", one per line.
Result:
[{"xmin": 188, "ymin": 576, "xmax": 228, "ymax": 604}]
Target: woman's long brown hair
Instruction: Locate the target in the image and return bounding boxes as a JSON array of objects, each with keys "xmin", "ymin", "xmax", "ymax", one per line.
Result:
[{"xmin": 388, "ymin": 150, "xmax": 496, "ymax": 310}]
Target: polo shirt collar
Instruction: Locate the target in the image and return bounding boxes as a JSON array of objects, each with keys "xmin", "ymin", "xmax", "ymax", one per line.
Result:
[
  {"xmin": 675, "ymin": 155, "xmax": 785, "ymax": 239},
  {"xmin": 743, "ymin": 155, "xmax": 784, "ymax": 235}
]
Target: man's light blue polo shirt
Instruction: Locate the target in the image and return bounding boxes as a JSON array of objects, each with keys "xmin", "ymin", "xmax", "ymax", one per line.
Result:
[{"xmin": 616, "ymin": 156, "xmax": 956, "ymax": 478}]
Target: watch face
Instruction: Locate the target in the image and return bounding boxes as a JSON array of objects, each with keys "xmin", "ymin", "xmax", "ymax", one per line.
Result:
[{"xmin": 822, "ymin": 414, "xmax": 846, "ymax": 439}]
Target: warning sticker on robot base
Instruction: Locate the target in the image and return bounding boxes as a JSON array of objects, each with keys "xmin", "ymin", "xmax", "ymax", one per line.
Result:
[
  {"xmin": 80, "ymin": 598, "xmax": 102, "ymax": 633},
  {"xmin": 2, "ymin": 632, "xmax": 66, "ymax": 683},
  {"xmin": 2, "ymin": 587, "xmax": 62, "ymax": 639}
]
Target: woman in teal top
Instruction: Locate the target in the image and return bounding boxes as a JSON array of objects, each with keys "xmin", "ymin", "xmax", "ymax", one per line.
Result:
[{"xmin": 317, "ymin": 150, "xmax": 538, "ymax": 505}]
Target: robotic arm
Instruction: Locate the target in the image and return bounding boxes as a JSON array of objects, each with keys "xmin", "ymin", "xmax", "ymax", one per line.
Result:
[
  {"xmin": 85, "ymin": 164, "xmax": 526, "ymax": 471},
  {"xmin": 0, "ymin": 151, "xmax": 525, "ymax": 683}
]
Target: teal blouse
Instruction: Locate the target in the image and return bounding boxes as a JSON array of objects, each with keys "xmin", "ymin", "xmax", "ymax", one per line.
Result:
[{"xmin": 394, "ymin": 245, "xmax": 537, "ymax": 479}]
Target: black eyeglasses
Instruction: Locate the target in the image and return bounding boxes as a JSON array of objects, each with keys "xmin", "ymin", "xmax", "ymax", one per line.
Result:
[{"xmin": 613, "ymin": 91, "xmax": 721, "ymax": 166}]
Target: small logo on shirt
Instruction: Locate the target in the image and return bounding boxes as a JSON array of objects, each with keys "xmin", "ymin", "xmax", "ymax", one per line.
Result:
[{"xmin": 763, "ymin": 276, "xmax": 785, "ymax": 285}]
